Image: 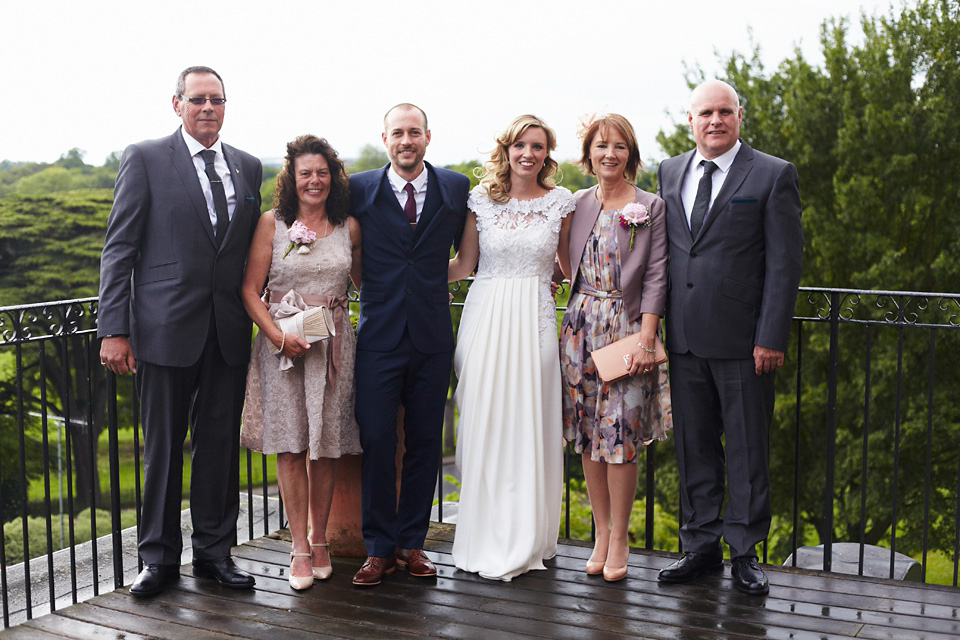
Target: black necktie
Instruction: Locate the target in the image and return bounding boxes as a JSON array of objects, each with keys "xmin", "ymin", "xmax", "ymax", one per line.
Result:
[
  {"xmin": 200, "ymin": 149, "xmax": 229, "ymax": 245},
  {"xmin": 689, "ymin": 160, "xmax": 717, "ymax": 238}
]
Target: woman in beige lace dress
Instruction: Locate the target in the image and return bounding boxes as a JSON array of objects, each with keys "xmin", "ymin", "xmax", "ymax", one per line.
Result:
[{"xmin": 240, "ymin": 135, "xmax": 362, "ymax": 590}]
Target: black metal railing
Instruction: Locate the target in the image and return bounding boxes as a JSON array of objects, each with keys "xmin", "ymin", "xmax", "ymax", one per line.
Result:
[{"xmin": 1, "ymin": 287, "xmax": 959, "ymax": 627}]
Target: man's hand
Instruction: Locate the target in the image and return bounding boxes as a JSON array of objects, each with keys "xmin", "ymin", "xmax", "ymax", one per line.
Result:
[
  {"xmin": 753, "ymin": 345, "xmax": 784, "ymax": 376},
  {"xmin": 100, "ymin": 336, "xmax": 137, "ymax": 375}
]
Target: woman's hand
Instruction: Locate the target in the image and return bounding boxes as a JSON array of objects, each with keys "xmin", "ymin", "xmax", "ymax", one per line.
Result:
[
  {"xmin": 623, "ymin": 313, "xmax": 661, "ymax": 376},
  {"xmin": 274, "ymin": 331, "xmax": 310, "ymax": 359},
  {"xmin": 624, "ymin": 339, "xmax": 657, "ymax": 376}
]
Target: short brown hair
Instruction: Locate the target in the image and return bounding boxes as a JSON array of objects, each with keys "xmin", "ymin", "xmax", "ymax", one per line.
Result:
[{"xmin": 578, "ymin": 113, "xmax": 643, "ymax": 182}]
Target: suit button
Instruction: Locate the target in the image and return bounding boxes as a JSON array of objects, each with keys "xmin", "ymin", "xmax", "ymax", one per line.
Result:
[
  {"xmin": 687, "ymin": 283, "xmax": 693, "ymax": 288},
  {"xmin": 408, "ymin": 259, "xmax": 414, "ymax": 265},
  {"xmin": 690, "ymin": 252, "xmax": 697, "ymax": 258},
  {"xmin": 406, "ymin": 288, "xmax": 413, "ymax": 295}
]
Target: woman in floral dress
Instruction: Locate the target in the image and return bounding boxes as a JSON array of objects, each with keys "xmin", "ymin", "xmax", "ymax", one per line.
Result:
[{"xmin": 560, "ymin": 114, "xmax": 672, "ymax": 582}]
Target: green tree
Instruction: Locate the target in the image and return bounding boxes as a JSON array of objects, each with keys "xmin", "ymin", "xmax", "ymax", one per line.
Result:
[
  {"xmin": 656, "ymin": 0, "xmax": 960, "ymax": 563},
  {"xmin": 348, "ymin": 144, "xmax": 388, "ymax": 174},
  {"xmin": 55, "ymin": 148, "xmax": 87, "ymax": 170},
  {"xmin": 444, "ymin": 160, "xmax": 482, "ymax": 188},
  {"xmin": 0, "ymin": 190, "xmax": 115, "ymax": 510}
]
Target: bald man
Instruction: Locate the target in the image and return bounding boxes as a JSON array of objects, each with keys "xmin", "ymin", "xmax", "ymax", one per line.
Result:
[{"xmin": 656, "ymin": 80, "xmax": 803, "ymax": 595}]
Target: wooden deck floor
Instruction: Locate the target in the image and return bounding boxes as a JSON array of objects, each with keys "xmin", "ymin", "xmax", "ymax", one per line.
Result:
[{"xmin": 3, "ymin": 524, "xmax": 959, "ymax": 639}]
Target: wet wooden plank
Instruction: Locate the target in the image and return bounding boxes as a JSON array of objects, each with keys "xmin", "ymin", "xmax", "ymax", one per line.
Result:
[
  {"xmin": 0, "ymin": 623, "xmax": 70, "ymax": 640},
  {"xmin": 54, "ymin": 601, "xmax": 237, "ymax": 639},
  {"xmin": 4, "ymin": 528, "xmax": 959, "ymax": 639},
  {"xmin": 9, "ymin": 612, "xmax": 156, "ymax": 640},
  {"xmin": 238, "ymin": 538, "xmax": 849, "ymax": 640}
]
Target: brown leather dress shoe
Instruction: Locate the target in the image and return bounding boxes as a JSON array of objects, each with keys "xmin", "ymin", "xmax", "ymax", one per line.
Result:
[
  {"xmin": 395, "ymin": 548, "xmax": 437, "ymax": 577},
  {"xmin": 352, "ymin": 556, "xmax": 396, "ymax": 586}
]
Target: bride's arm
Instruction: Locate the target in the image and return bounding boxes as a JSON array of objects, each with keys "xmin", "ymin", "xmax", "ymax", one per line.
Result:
[{"xmin": 449, "ymin": 210, "xmax": 480, "ymax": 282}]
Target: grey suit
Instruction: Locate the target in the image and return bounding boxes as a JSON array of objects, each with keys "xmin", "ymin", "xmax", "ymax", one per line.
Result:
[
  {"xmin": 98, "ymin": 128, "xmax": 262, "ymax": 564},
  {"xmin": 658, "ymin": 139, "xmax": 802, "ymax": 558}
]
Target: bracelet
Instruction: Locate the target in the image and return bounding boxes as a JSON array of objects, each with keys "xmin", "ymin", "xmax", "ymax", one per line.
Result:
[
  {"xmin": 279, "ymin": 332, "xmax": 286, "ymax": 353},
  {"xmin": 638, "ymin": 341, "xmax": 656, "ymax": 354}
]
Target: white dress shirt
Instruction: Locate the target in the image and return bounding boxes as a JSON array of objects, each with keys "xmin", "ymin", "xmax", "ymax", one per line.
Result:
[
  {"xmin": 181, "ymin": 128, "xmax": 238, "ymax": 234},
  {"xmin": 387, "ymin": 164, "xmax": 428, "ymax": 222},
  {"xmin": 681, "ymin": 140, "xmax": 742, "ymax": 228}
]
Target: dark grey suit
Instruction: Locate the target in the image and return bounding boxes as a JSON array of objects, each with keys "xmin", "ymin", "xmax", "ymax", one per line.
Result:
[
  {"xmin": 658, "ymin": 140, "xmax": 802, "ymax": 558},
  {"xmin": 98, "ymin": 128, "xmax": 262, "ymax": 564}
]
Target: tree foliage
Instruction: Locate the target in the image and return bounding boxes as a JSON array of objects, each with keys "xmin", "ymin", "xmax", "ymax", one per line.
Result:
[{"xmin": 348, "ymin": 144, "xmax": 388, "ymax": 174}]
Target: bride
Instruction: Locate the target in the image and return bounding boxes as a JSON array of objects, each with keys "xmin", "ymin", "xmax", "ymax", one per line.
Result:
[{"xmin": 448, "ymin": 114, "xmax": 574, "ymax": 581}]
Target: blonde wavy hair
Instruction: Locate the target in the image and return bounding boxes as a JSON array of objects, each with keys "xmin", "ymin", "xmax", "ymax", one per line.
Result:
[{"xmin": 478, "ymin": 114, "xmax": 559, "ymax": 204}]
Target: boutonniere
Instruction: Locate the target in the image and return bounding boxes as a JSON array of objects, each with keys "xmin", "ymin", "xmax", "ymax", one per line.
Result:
[
  {"xmin": 283, "ymin": 220, "xmax": 317, "ymax": 258},
  {"xmin": 619, "ymin": 203, "xmax": 651, "ymax": 251}
]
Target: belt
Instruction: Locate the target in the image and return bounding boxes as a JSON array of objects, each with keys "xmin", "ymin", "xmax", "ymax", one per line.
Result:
[
  {"xmin": 265, "ymin": 288, "xmax": 349, "ymax": 390},
  {"xmin": 575, "ymin": 285, "xmax": 622, "ymax": 299}
]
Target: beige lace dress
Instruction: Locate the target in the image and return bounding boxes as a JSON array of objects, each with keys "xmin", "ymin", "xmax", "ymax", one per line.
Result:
[{"xmin": 240, "ymin": 218, "xmax": 361, "ymax": 458}]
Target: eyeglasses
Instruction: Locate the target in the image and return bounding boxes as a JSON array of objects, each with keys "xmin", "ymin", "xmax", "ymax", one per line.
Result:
[{"xmin": 180, "ymin": 96, "xmax": 227, "ymax": 106}]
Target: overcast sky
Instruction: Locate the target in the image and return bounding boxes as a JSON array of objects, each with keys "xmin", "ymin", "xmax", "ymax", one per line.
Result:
[{"xmin": 4, "ymin": 0, "xmax": 899, "ymax": 167}]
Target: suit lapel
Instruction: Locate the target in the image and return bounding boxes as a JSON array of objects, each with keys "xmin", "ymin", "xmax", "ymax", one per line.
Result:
[
  {"xmin": 696, "ymin": 142, "xmax": 754, "ymax": 242},
  {"xmin": 664, "ymin": 150, "xmax": 695, "ymax": 249},
  {"xmin": 169, "ymin": 131, "xmax": 217, "ymax": 247},
  {"xmin": 219, "ymin": 144, "xmax": 247, "ymax": 252},
  {"xmin": 366, "ymin": 165, "xmax": 413, "ymax": 250},
  {"xmin": 412, "ymin": 162, "xmax": 446, "ymax": 249}
]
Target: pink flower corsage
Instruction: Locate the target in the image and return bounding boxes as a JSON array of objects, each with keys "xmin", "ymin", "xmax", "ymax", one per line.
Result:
[
  {"xmin": 283, "ymin": 220, "xmax": 317, "ymax": 258},
  {"xmin": 619, "ymin": 203, "xmax": 651, "ymax": 251}
]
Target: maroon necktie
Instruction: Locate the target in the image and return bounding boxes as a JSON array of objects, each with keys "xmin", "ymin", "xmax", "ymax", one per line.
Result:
[{"xmin": 403, "ymin": 182, "xmax": 417, "ymax": 224}]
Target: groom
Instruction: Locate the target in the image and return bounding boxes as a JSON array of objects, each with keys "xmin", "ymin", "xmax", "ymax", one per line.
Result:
[{"xmin": 349, "ymin": 103, "xmax": 469, "ymax": 586}]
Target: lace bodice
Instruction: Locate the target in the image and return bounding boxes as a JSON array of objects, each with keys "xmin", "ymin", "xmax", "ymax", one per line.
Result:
[
  {"xmin": 467, "ymin": 186, "xmax": 574, "ymax": 338},
  {"xmin": 468, "ymin": 186, "xmax": 574, "ymax": 279}
]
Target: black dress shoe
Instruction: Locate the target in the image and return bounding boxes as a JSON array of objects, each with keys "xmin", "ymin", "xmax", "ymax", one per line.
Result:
[
  {"xmin": 192, "ymin": 556, "xmax": 255, "ymax": 589},
  {"xmin": 658, "ymin": 549, "xmax": 724, "ymax": 583},
  {"xmin": 130, "ymin": 563, "xmax": 179, "ymax": 597},
  {"xmin": 731, "ymin": 556, "xmax": 769, "ymax": 595}
]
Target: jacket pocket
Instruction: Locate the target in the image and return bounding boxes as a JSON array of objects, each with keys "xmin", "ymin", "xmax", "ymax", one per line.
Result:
[
  {"xmin": 135, "ymin": 261, "xmax": 179, "ymax": 286},
  {"xmin": 721, "ymin": 278, "xmax": 762, "ymax": 308}
]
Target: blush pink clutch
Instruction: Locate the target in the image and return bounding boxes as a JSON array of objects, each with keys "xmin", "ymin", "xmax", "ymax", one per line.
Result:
[{"xmin": 591, "ymin": 335, "xmax": 667, "ymax": 383}]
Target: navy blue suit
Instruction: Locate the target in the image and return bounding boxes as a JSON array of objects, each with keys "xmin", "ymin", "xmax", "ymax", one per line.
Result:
[{"xmin": 349, "ymin": 162, "xmax": 468, "ymax": 556}]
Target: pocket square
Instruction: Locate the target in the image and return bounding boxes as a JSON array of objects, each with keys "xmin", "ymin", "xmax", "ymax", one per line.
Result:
[{"xmin": 245, "ymin": 195, "xmax": 256, "ymax": 201}]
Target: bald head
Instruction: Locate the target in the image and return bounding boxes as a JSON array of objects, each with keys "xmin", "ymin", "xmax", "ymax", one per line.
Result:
[{"xmin": 687, "ymin": 79, "xmax": 743, "ymax": 159}]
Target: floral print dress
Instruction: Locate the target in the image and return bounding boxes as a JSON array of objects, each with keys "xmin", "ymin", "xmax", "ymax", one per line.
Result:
[{"xmin": 560, "ymin": 208, "xmax": 672, "ymax": 463}]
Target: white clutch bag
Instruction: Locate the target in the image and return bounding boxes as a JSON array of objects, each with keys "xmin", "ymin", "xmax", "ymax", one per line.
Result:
[{"xmin": 268, "ymin": 306, "xmax": 336, "ymax": 355}]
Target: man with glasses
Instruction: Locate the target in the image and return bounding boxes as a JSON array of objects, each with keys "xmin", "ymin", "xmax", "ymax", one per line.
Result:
[{"xmin": 98, "ymin": 66, "xmax": 262, "ymax": 597}]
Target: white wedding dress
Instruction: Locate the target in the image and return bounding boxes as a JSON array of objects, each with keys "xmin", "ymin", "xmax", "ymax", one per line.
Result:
[{"xmin": 452, "ymin": 185, "xmax": 574, "ymax": 581}]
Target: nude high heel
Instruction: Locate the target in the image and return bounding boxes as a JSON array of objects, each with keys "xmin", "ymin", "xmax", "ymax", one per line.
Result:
[
  {"xmin": 310, "ymin": 542, "xmax": 332, "ymax": 580},
  {"xmin": 586, "ymin": 559, "xmax": 605, "ymax": 575},
  {"xmin": 602, "ymin": 563, "xmax": 628, "ymax": 582},
  {"xmin": 289, "ymin": 552, "xmax": 314, "ymax": 590}
]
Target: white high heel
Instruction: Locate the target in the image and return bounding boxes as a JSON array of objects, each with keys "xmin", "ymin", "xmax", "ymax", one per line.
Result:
[
  {"xmin": 289, "ymin": 552, "xmax": 314, "ymax": 590},
  {"xmin": 310, "ymin": 542, "xmax": 332, "ymax": 580}
]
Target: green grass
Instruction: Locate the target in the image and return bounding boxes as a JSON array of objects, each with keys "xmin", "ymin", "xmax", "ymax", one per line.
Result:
[
  {"xmin": 3, "ymin": 507, "xmax": 138, "ymax": 564},
  {"xmin": 24, "ymin": 425, "xmax": 277, "ymax": 512}
]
